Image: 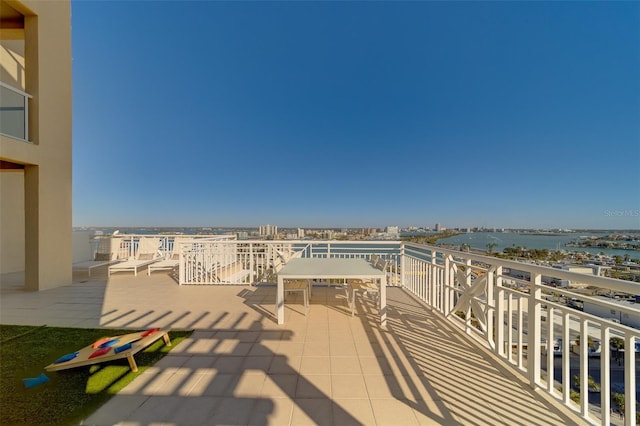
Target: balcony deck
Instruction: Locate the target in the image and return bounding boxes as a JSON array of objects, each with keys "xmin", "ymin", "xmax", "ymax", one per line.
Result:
[{"xmin": 0, "ymin": 270, "xmax": 587, "ymax": 425}]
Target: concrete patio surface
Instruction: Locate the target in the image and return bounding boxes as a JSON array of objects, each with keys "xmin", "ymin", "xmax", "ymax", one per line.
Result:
[{"xmin": 0, "ymin": 269, "xmax": 587, "ymax": 425}]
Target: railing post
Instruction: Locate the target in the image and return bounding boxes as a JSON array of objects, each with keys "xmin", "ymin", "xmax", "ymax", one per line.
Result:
[
  {"xmin": 465, "ymin": 257, "xmax": 472, "ymax": 334},
  {"xmin": 431, "ymin": 252, "xmax": 438, "ymax": 310},
  {"xmin": 249, "ymin": 243, "xmax": 254, "ymax": 285},
  {"xmin": 417, "ymin": 256, "xmax": 422, "ymax": 300},
  {"xmin": 600, "ymin": 326, "xmax": 610, "ymax": 426},
  {"xmin": 546, "ymin": 306, "xmax": 554, "ymax": 393},
  {"xmin": 24, "ymin": 91, "xmax": 29, "ymax": 141},
  {"xmin": 580, "ymin": 319, "xmax": 589, "ymax": 417},
  {"xmin": 517, "ymin": 297, "xmax": 524, "ymax": 370},
  {"xmin": 528, "ymin": 272, "xmax": 542, "ymax": 387},
  {"xmin": 400, "ymin": 242, "xmax": 405, "ymax": 289},
  {"xmin": 444, "ymin": 254, "xmax": 451, "ymax": 315},
  {"xmin": 178, "ymin": 242, "xmax": 184, "ymax": 285},
  {"xmin": 507, "ymin": 293, "xmax": 514, "ymax": 363},
  {"xmin": 495, "ymin": 266, "xmax": 505, "ymax": 357},
  {"xmin": 486, "ymin": 266, "xmax": 495, "ymax": 350},
  {"xmin": 129, "ymin": 236, "xmax": 135, "ymax": 259},
  {"xmin": 624, "ymin": 335, "xmax": 636, "ymax": 426},
  {"xmin": 562, "ymin": 311, "xmax": 571, "ymax": 405}
]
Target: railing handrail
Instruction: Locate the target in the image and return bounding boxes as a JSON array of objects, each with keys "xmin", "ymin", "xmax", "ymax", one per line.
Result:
[
  {"xmin": 83, "ymin": 234, "xmax": 640, "ymax": 422},
  {"xmin": 0, "ymin": 80, "xmax": 32, "ymax": 98},
  {"xmin": 403, "ymin": 241, "xmax": 640, "ymax": 295},
  {"xmin": 401, "ymin": 241, "xmax": 639, "ymax": 425}
]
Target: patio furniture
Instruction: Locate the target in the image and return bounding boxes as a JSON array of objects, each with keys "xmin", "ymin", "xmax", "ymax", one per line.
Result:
[
  {"xmin": 45, "ymin": 328, "xmax": 171, "ymax": 373},
  {"xmin": 148, "ymin": 238, "xmax": 183, "ymax": 275},
  {"xmin": 276, "ymin": 258, "xmax": 386, "ymax": 325},
  {"xmin": 73, "ymin": 237, "xmax": 122, "ymax": 276},
  {"xmin": 284, "ymin": 280, "xmax": 309, "ymax": 315},
  {"xmin": 108, "ymin": 237, "xmax": 161, "ymax": 276},
  {"xmin": 347, "ymin": 279, "xmax": 380, "ymax": 317}
]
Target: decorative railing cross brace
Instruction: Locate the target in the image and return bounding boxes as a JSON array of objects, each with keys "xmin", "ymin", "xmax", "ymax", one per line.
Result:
[{"xmin": 448, "ymin": 267, "xmax": 488, "ymax": 332}]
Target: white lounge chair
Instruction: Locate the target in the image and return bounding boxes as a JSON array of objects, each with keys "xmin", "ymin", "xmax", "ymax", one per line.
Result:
[
  {"xmin": 275, "ymin": 248, "xmax": 304, "ymax": 264},
  {"xmin": 108, "ymin": 237, "xmax": 161, "ymax": 276},
  {"xmin": 148, "ymin": 238, "xmax": 183, "ymax": 275},
  {"xmin": 73, "ymin": 237, "xmax": 122, "ymax": 276}
]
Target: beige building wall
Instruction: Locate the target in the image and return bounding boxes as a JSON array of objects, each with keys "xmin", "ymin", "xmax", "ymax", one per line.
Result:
[
  {"xmin": 0, "ymin": 170, "xmax": 25, "ymax": 272},
  {"xmin": 0, "ymin": 0, "xmax": 72, "ymax": 290}
]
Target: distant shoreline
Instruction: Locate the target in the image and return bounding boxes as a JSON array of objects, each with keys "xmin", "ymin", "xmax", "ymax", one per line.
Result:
[{"xmin": 73, "ymin": 226, "xmax": 639, "ymax": 233}]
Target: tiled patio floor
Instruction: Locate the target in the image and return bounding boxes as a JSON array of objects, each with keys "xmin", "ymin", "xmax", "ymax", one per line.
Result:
[{"xmin": 0, "ymin": 270, "xmax": 586, "ymax": 425}]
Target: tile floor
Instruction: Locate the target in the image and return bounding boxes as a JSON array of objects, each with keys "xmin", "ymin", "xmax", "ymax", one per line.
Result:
[{"xmin": 0, "ymin": 270, "xmax": 586, "ymax": 425}]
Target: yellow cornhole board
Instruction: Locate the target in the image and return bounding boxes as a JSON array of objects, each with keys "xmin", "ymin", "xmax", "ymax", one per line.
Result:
[{"xmin": 45, "ymin": 328, "xmax": 171, "ymax": 373}]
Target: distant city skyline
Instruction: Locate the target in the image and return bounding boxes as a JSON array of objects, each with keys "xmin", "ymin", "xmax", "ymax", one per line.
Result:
[
  {"xmin": 72, "ymin": 2, "xmax": 639, "ymax": 230},
  {"xmin": 74, "ymin": 224, "xmax": 639, "ymax": 233}
]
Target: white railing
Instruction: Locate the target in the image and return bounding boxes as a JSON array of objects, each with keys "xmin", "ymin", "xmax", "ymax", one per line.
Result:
[
  {"xmin": 95, "ymin": 234, "xmax": 639, "ymax": 424},
  {"xmin": 90, "ymin": 233, "xmax": 236, "ymax": 262},
  {"xmin": 178, "ymin": 237, "xmax": 245, "ymax": 284},
  {"xmin": 0, "ymin": 81, "xmax": 31, "ymax": 141},
  {"xmin": 401, "ymin": 242, "xmax": 640, "ymax": 426},
  {"xmin": 177, "ymin": 240, "xmax": 402, "ymax": 286}
]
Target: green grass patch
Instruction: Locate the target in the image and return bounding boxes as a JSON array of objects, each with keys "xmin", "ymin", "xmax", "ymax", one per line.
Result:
[{"xmin": 0, "ymin": 325, "xmax": 192, "ymax": 426}]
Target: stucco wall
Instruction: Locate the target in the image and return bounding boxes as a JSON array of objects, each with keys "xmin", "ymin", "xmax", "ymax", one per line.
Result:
[
  {"xmin": 0, "ymin": 39, "xmax": 25, "ymax": 89},
  {"xmin": 0, "ymin": 170, "xmax": 25, "ymax": 273},
  {"xmin": 73, "ymin": 231, "xmax": 93, "ymax": 263},
  {"xmin": 0, "ymin": 0, "xmax": 72, "ymax": 290}
]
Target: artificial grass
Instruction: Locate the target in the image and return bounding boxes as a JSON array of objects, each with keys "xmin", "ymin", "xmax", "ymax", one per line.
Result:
[{"xmin": 0, "ymin": 325, "xmax": 192, "ymax": 426}]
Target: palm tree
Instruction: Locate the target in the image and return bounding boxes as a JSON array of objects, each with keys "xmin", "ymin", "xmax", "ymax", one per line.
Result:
[
  {"xmin": 610, "ymin": 337, "xmax": 624, "ymax": 350},
  {"xmin": 612, "ymin": 392, "xmax": 625, "ymax": 418},
  {"xmin": 486, "ymin": 242, "xmax": 497, "ymax": 254}
]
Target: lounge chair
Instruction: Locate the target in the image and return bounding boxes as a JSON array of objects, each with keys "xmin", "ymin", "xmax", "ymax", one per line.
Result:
[
  {"xmin": 73, "ymin": 237, "xmax": 122, "ymax": 276},
  {"xmin": 108, "ymin": 237, "xmax": 161, "ymax": 276},
  {"xmin": 346, "ymin": 279, "xmax": 379, "ymax": 317},
  {"xmin": 147, "ymin": 238, "xmax": 183, "ymax": 275},
  {"xmin": 275, "ymin": 248, "xmax": 304, "ymax": 264}
]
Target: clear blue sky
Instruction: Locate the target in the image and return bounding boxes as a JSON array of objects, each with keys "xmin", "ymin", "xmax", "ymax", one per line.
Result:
[{"xmin": 72, "ymin": 1, "xmax": 640, "ymax": 230}]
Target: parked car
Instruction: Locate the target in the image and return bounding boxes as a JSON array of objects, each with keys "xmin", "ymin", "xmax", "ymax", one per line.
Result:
[
  {"xmin": 543, "ymin": 338, "xmax": 562, "ymax": 356},
  {"xmin": 588, "ymin": 339, "xmax": 601, "ymax": 357}
]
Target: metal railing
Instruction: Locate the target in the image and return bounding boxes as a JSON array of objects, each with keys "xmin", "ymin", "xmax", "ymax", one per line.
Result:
[
  {"xmin": 90, "ymin": 234, "xmax": 639, "ymax": 424},
  {"xmin": 401, "ymin": 242, "xmax": 640, "ymax": 426},
  {"xmin": 89, "ymin": 233, "xmax": 236, "ymax": 262},
  {"xmin": 177, "ymin": 240, "xmax": 402, "ymax": 286},
  {"xmin": 0, "ymin": 81, "xmax": 31, "ymax": 141}
]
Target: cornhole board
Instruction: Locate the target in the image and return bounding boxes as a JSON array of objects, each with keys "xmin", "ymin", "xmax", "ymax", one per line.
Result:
[{"xmin": 45, "ymin": 328, "xmax": 171, "ymax": 373}]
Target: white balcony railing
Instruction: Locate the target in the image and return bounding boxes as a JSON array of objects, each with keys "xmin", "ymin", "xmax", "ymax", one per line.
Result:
[
  {"xmin": 0, "ymin": 81, "xmax": 31, "ymax": 141},
  {"xmin": 402, "ymin": 242, "xmax": 640, "ymax": 426},
  {"xmin": 90, "ymin": 235, "xmax": 639, "ymax": 425},
  {"xmin": 177, "ymin": 240, "xmax": 401, "ymax": 286}
]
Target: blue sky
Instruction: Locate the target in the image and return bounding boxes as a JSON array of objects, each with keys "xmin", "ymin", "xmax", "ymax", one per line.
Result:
[{"xmin": 72, "ymin": 1, "xmax": 639, "ymax": 230}]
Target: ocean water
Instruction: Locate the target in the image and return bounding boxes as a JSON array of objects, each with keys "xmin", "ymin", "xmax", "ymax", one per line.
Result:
[
  {"xmin": 76, "ymin": 228, "xmax": 639, "ymax": 260},
  {"xmin": 437, "ymin": 232, "xmax": 639, "ymax": 259}
]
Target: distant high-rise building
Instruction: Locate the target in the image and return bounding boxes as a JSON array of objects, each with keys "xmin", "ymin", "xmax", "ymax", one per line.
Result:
[
  {"xmin": 322, "ymin": 230, "xmax": 335, "ymax": 239},
  {"xmin": 362, "ymin": 228, "xmax": 377, "ymax": 236},
  {"xmin": 297, "ymin": 228, "xmax": 305, "ymax": 238},
  {"xmin": 435, "ymin": 223, "xmax": 441, "ymax": 232},
  {"xmin": 259, "ymin": 224, "xmax": 278, "ymax": 236}
]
